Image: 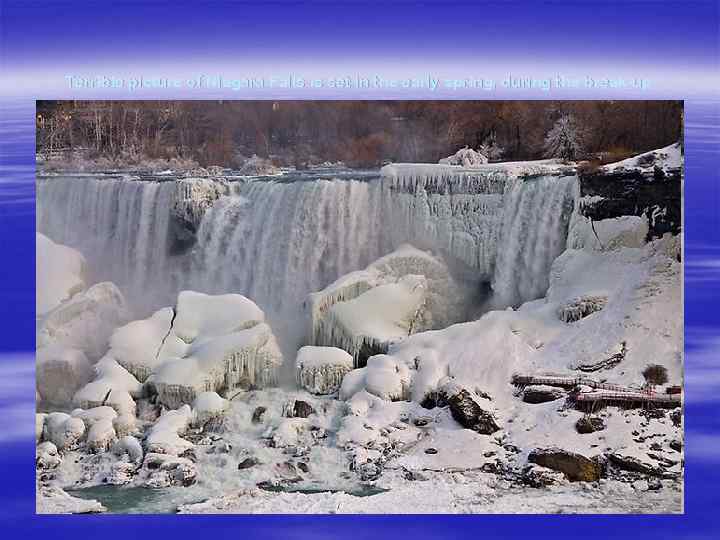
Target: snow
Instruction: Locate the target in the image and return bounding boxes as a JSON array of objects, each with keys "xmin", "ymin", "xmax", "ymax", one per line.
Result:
[
  {"xmin": 36, "ymin": 233, "xmax": 86, "ymax": 315},
  {"xmin": 172, "ymin": 291, "xmax": 265, "ymax": 342},
  {"xmin": 602, "ymin": 143, "xmax": 682, "ymax": 173},
  {"xmin": 295, "ymin": 346, "xmax": 353, "ymax": 395},
  {"xmin": 36, "ymin": 485, "xmax": 106, "ymax": 514},
  {"xmin": 71, "ymin": 406, "xmax": 118, "ymax": 428},
  {"xmin": 43, "ymin": 412, "xmax": 85, "ymax": 450},
  {"xmin": 112, "ymin": 435, "xmax": 144, "ymax": 463},
  {"xmin": 568, "ymin": 214, "xmax": 649, "ymax": 252},
  {"xmin": 86, "ymin": 419, "xmax": 117, "ymax": 453}
]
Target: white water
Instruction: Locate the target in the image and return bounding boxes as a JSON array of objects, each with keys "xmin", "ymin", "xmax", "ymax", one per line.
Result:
[{"xmin": 36, "ymin": 168, "xmax": 578, "ymax": 356}]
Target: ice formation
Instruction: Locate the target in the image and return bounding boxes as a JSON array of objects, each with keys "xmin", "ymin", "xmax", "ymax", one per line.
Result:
[
  {"xmin": 36, "ymin": 233, "xmax": 86, "ymax": 315},
  {"xmin": 37, "ymin": 281, "xmax": 128, "ymax": 362},
  {"xmin": 295, "ymin": 346, "xmax": 353, "ymax": 395},
  {"xmin": 145, "ymin": 405, "xmax": 193, "ymax": 455},
  {"xmin": 192, "ymin": 391, "xmax": 229, "ymax": 427},
  {"xmin": 153, "ymin": 323, "xmax": 282, "ymax": 408},
  {"xmin": 36, "ymin": 346, "xmax": 93, "ymax": 405}
]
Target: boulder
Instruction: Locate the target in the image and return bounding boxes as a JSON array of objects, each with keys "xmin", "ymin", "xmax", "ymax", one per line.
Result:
[
  {"xmin": 36, "ymin": 346, "xmax": 93, "ymax": 406},
  {"xmin": 36, "ymin": 233, "xmax": 86, "ymax": 316},
  {"xmin": 528, "ymin": 448, "xmax": 603, "ymax": 482},
  {"xmin": 575, "ymin": 416, "xmax": 606, "ymax": 434},
  {"xmin": 522, "ymin": 464, "xmax": 566, "ymax": 487},
  {"xmin": 444, "ymin": 382, "xmax": 500, "ymax": 435}
]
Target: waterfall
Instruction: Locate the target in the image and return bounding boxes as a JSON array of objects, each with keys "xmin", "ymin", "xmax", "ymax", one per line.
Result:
[
  {"xmin": 37, "ymin": 167, "xmax": 580, "ymax": 354},
  {"xmin": 491, "ymin": 175, "xmax": 579, "ymax": 307}
]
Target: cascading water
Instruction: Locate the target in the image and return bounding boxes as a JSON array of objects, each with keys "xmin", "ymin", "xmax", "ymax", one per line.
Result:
[
  {"xmin": 36, "ymin": 166, "xmax": 580, "ymax": 357},
  {"xmin": 491, "ymin": 175, "xmax": 579, "ymax": 307}
]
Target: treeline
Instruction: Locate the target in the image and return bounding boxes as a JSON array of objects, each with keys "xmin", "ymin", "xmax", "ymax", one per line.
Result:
[{"xmin": 36, "ymin": 100, "xmax": 682, "ymax": 168}]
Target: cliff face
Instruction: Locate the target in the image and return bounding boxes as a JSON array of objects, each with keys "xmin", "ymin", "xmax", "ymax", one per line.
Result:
[{"xmin": 577, "ymin": 142, "xmax": 682, "ymax": 242}]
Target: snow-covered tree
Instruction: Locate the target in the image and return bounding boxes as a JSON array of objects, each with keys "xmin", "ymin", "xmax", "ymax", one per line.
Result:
[
  {"xmin": 543, "ymin": 114, "xmax": 586, "ymax": 161},
  {"xmin": 479, "ymin": 133, "xmax": 504, "ymax": 162}
]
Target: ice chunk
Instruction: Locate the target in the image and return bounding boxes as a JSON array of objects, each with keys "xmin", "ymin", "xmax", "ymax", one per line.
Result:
[
  {"xmin": 153, "ymin": 323, "xmax": 282, "ymax": 409},
  {"xmin": 363, "ymin": 354, "xmax": 411, "ymax": 401},
  {"xmin": 295, "ymin": 346, "xmax": 353, "ymax": 395},
  {"xmin": 36, "ymin": 413, "xmax": 46, "ymax": 443},
  {"xmin": 36, "ymin": 233, "xmax": 86, "ymax": 316},
  {"xmin": 172, "ymin": 291, "xmax": 265, "ymax": 342},
  {"xmin": 36, "ymin": 346, "xmax": 92, "ymax": 405},
  {"xmin": 568, "ymin": 215, "xmax": 649, "ymax": 251},
  {"xmin": 192, "ymin": 391, "xmax": 229, "ymax": 427},
  {"xmin": 112, "ymin": 435, "xmax": 144, "ymax": 463},
  {"xmin": 71, "ymin": 406, "xmax": 118, "ymax": 429}
]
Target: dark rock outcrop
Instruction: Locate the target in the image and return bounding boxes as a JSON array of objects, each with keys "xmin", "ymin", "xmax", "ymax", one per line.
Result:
[
  {"xmin": 522, "ymin": 464, "xmax": 566, "ymax": 487},
  {"xmin": 286, "ymin": 400, "xmax": 314, "ymax": 419},
  {"xmin": 606, "ymin": 453, "xmax": 673, "ymax": 478},
  {"xmin": 252, "ymin": 406, "xmax": 267, "ymax": 424},
  {"xmin": 575, "ymin": 416, "xmax": 606, "ymax": 434},
  {"xmin": 578, "ymin": 166, "xmax": 681, "ymax": 240},
  {"xmin": 445, "ymin": 386, "xmax": 500, "ymax": 435},
  {"xmin": 528, "ymin": 448, "xmax": 603, "ymax": 482}
]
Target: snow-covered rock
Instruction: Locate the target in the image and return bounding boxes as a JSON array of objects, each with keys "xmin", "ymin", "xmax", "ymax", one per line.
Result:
[
  {"xmin": 111, "ymin": 435, "xmax": 144, "ymax": 463},
  {"xmin": 192, "ymin": 391, "xmax": 229, "ymax": 427},
  {"xmin": 43, "ymin": 412, "xmax": 85, "ymax": 450},
  {"xmin": 321, "ymin": 275, "xmax": 427, "ymax": 365},
  {"xmin": 36, "ymin": 441, "xmax": 62, "ymax": 469},
  {"xmin": 237, "ymin": 154, "xmax": 280, "ymax": 176},
  {"xmin": 295, "ymin": 346, "xmax": 353, "ymax": 395},
  {"xmin": 73, "ymin": 357, "xmax": 141, "ymax": 415},
  {"xmin": 112, "ymin": 414, "xmax": 138, "ymax": 438},
  {"xmin": 568, "ymin": 214, "xmax": 649, "ymax": 252},
  {"xmin": 153, "ymin": 322, "xmax": 282, "ymax": 408},
  {"xmin": 110, "ymin": 307, "xmax": 184, "ymax": 382},
  {"xmin": 71, "ymin": 406, "xmax": 118, "ymax": 429},
  {"xmin": 140, "ymin": 452, "xmax": 197, "ymax": 488},
  {"xmin": 86, "ymin": 419, "xmax": 117, "ymax": 453},
  {"xmin": 36, "ymin": 233, "xmax": 86, "ymax": 316},
  {"xmin": 37, "ymin": 282, "xmax": 128, "ymax": 362},
  {"xmin": 36, "ymin": 346, "xmax": 93, "ymax": 405},
  {"xmin": 36, "ymin": 413, "xmax": 47, "ymax": 443},
  {"xmin": 145, "ymin": 405, "xmax": 193, "ymax": 455}
]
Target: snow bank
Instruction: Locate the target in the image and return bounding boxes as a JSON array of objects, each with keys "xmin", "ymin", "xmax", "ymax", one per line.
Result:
[
  {"xmin": 602, "ymin": 143, "xmax": 682, "ymax": 174},
  {"xmin": 295, "ymin": 346, "xmax": 353, "ymax": 395},
  {"xmin": 36, "ymin": 346, "xmax": 93, "ymax": 405},
  {"xmin": 36, "ymin": 233, "xmax": 86, "ymax": 315}
]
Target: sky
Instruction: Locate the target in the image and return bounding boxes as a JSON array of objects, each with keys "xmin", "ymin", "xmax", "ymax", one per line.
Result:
[{"xmin": 0, "ymin": 0, "xmax": 719, "ymax": 537}]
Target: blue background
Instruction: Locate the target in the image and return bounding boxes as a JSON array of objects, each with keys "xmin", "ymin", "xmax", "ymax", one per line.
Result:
[{"xmin": 1, "ymin": 0, "xmax": 719, "ymax": 537}]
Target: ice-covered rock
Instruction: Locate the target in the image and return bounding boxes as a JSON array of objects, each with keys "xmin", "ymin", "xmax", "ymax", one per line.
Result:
[
  {"xmin": 112, "ymin": 414, "xmax": 138, "ymax": 438},
  {"xmin": 557, "ymin": 295, "xmax": 608, "ymax": 323},
  {"xmin": 145, "ymin": 405, "xmax": 193, "ymax": 455},
  {"xmin": 438, "ymin": 147, "xmax": 489, "ymax": 167},
  {"xmin": 37, "ymin": 282, "xmax": 128, "ymax": 362},
  {"xmin": 237, "ymin": 154, "xmax": 280, "ymax": 176},
  {"xmin": 36, "ymin": 485, "xmax": 106, "ymax": 514},
  {"xmin": 522, "ymin": 385, "xmax": 567, "ymax": 404},
  {"xmin": 43, "ymin": 412, "xmax": 85, "ymax": 450},
  {"xmin": 73, "ymin": 357, "xmax": 141, "ymax": 415},
  {"xmin": 173, "ymin": 291, "xmax": 265, "ymax": 342},
  {"xmin": 140, "ymin": 452, "xmax": 198, "ymax": 488},
  {"xmin": 443, "ymin": 382, "xmax": 500, "ymax": 435},
  {"xmin": 71, "ymin": 406, "xmax": 118, "ymax": 429},
  {"xmin": 110, "ymin": 307, "xmax": 184, "ymax": 382},
  {"xmin": 316, "ymin": 275, "xmax": 428, "ymax": 366},
  {"xmin": 36, "ymin": 233, "xmax": 86, "ymax": 315},
  {"xmin": 307, "ymin": 246, "xmax": 461, "ymax": 360},
  {"xmin": 36, "ymin": 441, "xmax": 62, "ymax": 469},
  {"xmin": 36, "ymin": 346, "xmax": 93, "ymax": 405},
  {"xmin": 153, "ymin": 322, "xmax": 282, "ymax": 408},
  {"xmin": 192, "ymin": 391, "xmax": 229, "ymax": 427},
  {"xmin": 36, "ymin": 414, "xmax": 46, "ymax": 443},
  {"xmin": 112, "ymin": 435, "xmax": 144, "ymax": 463},
  {"xmin": 295, "ymin": 346, "xmax": 353, "ymax": 395},
  {"xmin": 364, "ymin": 354, "xmax": 411, "ymax": 401},
  {"xmin": 168, "ymin": 178, "xmax": 227, "ymax": 254},
  {"xmin": 86, "ymin": 419, "xmax": 117, "ymax": 453}
]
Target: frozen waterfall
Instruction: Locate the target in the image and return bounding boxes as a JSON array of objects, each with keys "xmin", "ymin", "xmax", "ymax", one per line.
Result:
[{"xmin": 37, "ymin": 165, "xmax": 579, "ymax": 355}]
